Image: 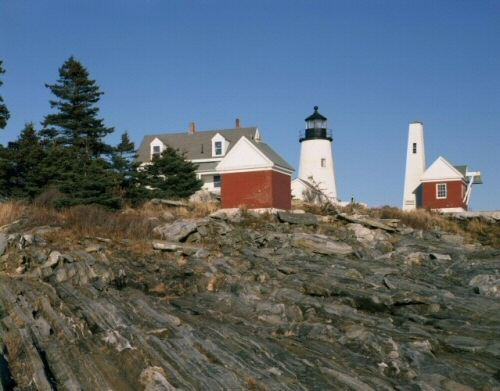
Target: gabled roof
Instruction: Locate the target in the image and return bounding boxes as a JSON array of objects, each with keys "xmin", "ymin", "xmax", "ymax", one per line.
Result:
[
  {"xmin": 248, "ymin": 138, "xmax": 294, "ymax": 172},
  {"xmin": 136, "ymin": 127, "xmax": 260, "ymax": 162},
  {"xmin": 216, "ymin": 136, "xmax": 294, "ymax": 174},
  {"xmin": 420, "ymin": 156, "xmax": 464, "ymax": 182}
]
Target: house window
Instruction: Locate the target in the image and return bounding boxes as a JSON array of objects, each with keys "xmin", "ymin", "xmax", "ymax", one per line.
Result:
[
  {"xmin": 152, "ymin": 145, "xmax": 161, "ymax": 157},
  {"xmin": 214, "ymin": 175, "xmax": 221, "ymax": 188},
  {"xmin": 412, "ymin": 143, "xmax": 417, "ymax": 154},
  {"xmin": 214, "ymin": 141, "xmax": 222, "ymax": 156},
  {"xmin": 436, "ymin": 183, "xmax": 447, "ymax": 199}
]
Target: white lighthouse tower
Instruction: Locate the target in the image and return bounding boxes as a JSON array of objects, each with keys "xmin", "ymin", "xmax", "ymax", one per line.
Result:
[
  {"xmin": 292, "ymin": 106, "xmax": 338, "ymax": 202},
  {"xmin": 403, "ymin": 121, "xmax": 426, "ymax": 210}
]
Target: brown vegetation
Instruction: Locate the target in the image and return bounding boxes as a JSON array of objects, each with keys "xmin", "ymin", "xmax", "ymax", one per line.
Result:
[
  {"xmin": 372, "ymin": 206, "xmax": 500, "ymax": 248},
  {"xmin": 0, "ymin": 200, "xmax": 217, "ymax": 252},
  {"xmin": 1, "ymin": 200, "xmax": 498, "ymax": 248}
]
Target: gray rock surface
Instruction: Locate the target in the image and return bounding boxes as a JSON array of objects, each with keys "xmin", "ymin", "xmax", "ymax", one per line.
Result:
[{"xmin": 1, "ymin": 210, "xmax": 500, "ymax": 390}]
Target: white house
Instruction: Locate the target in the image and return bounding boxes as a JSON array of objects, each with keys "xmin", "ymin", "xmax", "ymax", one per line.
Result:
[
  {"xmin": 136, "ymin": 120, "xmax": 261, "ymax": 192},
  {"xmin": 136, "ymin": 120, "xmax": 294, "ymax": 208}
]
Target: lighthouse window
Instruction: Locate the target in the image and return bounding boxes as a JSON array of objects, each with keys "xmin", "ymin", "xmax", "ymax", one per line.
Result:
[
  {"xmin": 437, "ymin": 183, "xmax": 447, "ymax": 199},
  {"xmin": 412, "ymin": 143, "xmax": 417, "ymax": 154},
  {"xmin": 321, "ymin": 158, "xmax": 326, "ymax": 167}
]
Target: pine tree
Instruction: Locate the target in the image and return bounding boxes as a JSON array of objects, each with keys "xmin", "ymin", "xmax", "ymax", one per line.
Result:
[
  {"xmin": 0, "ymin": 145, "xmax": 15, "ymax": 198},
  {"xmin": 113, "ymin": 132, "xmax": 137, "ymax": 176},
  {"xmin": 40, "ymin": 56, "xmax": 120, "ymax": 208},
  {"xmin": 0, "ymin": 60, "xmax": 10, "ymax": 129},
  {"xmin": 8, "ymin": 123, "xmax": 47, "ymax": 198},
  {"xmin": 111, "ymin": 131, "xmax": 140, "ymax": 203},
  {"xmin": 137, "ymin": 147, "xmax": 203, "ymax": 200},
  {"xmin": 0, "ymin": 123, "xmax": 47, "ymax": 199},
  {"xmin": 42, "ymin": 56, "xmax": 114, "ymax": 156}
]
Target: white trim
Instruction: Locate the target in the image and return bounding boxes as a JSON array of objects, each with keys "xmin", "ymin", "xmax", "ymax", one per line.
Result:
[
  {"xmin": 220, "ymin": 166, "xmax": 293, "ymax": 175},
  {"xmin": 191, "ymin": 158, "xmax": 224, "ymax": 163}
]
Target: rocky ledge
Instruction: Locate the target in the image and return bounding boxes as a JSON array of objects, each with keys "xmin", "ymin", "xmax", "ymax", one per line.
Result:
[{"xmin": 1, "ymin": 208, "xmax": 499, "ymax": 390}]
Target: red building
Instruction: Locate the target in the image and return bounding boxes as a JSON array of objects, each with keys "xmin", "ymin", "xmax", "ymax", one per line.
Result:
[
  {"xmin": 418, "ymin": 156, "xmax": 482, "ymax": 212},
  {"xmin": 216, "ymin": 136, "xmax": 294, "ymax": 210}
]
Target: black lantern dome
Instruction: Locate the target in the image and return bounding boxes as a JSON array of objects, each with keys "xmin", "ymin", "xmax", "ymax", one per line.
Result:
[{"xmin": 300, "ymin": 106, "xmax": 332, "ymax": 142}]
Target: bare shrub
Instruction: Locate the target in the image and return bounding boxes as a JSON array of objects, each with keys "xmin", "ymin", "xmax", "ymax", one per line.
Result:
[{"xmin": 32, "ymin": 186, "xmax": 67, "ymax": 207}]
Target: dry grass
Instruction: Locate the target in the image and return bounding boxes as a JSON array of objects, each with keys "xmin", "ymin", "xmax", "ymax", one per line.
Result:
[
  {"xmin": 371, "ymin": 206, "xmax": 500, "ymax": 247},
  {"xmin": 23, "ymin": 204, "xmax": 158, "ymax": 241},
  {"xmin": 0, "ymin": 201, "xmax": 26, "ymax": 228},
  {"xmin": 3, "ymin": 199, "xmax": 499, "ymax": 249},
  {"xmin": 371, "ymin": 206, "xmax": 461, "ymax": 232},
  {"xmin": 0, "ymin": 200, "xmax": 220, "ymax": 250}
]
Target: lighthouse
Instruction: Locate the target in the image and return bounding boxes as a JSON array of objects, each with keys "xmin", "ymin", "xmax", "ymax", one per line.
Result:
[
  {"xmin": 291, "ymin": 106, "xmax": 338, "ymax": 202},
  {"xmin": 403, "ymin": 121, "xmax": 426, "ymax": 210}
]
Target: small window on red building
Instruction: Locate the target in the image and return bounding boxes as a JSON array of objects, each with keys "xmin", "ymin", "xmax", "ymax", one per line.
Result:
[
  {"xmin": 436, "ymin": 183, "xmax": 447, "ymax": 199},
  {"xmin": 214, "ymin": 175, "xmax": 221, "ymax": 188}
]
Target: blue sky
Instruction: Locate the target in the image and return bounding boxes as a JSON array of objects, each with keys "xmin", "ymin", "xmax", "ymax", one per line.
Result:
[{"xmin": 1, "ymin": 0, "xmax": 499, "ymax": 210}]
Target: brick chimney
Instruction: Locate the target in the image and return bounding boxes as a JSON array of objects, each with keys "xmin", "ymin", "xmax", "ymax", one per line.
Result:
[
  {"xmin": 189, "ymin": 122, "xmax": 196, "ymax": 134},
  {"xmin": 236, "ymin": 118, "xmax": 241, "ymax": 128}
]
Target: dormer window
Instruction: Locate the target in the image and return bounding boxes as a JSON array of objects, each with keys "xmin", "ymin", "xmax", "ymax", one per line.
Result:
[
  {"xmin": 211, "ymin": 133, "xmax": 227, "ymax": 157},
  {"xmin": 215, "ymin": 141, "xmax": 222, "ymax": 156},
  {"xmin": 150, "ymin": 138, "xmax": 165, "ymax": 160}
]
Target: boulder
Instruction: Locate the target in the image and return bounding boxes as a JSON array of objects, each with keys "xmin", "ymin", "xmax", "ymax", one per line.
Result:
[{"xmin": 153, "ymin": 219, "xmax": 201, "ymax": 241}]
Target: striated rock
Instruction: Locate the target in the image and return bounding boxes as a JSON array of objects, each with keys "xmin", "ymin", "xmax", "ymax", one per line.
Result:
[
  {"xmin": 0, "ymin": 208, "xmax": 499, "ymax": 390},
  {"xmin": 338, "ymin": 213, "xmax": 396, "ymax": 232},
  {"xmin": 290, "ymin": 232, "xmax": 353, "ymax": 255},
  {"xmin": 277, "ymin": 210, "xmax": 319, "ymax": 226},
  {"xmin": 0, "ymin": 232, "xmax": 7, "ymax": 256}
]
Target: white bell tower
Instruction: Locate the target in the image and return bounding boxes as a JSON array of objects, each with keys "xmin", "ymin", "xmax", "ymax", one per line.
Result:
[
  {"xmin": 403, "ymin": 121, "xmax": 426, "ymax": 210},
  {"xmin": 296, "ymin": 106, "xmax": 338, "ymax": 201}
]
